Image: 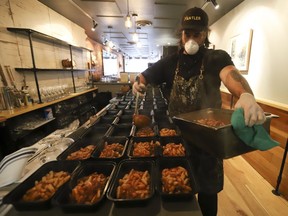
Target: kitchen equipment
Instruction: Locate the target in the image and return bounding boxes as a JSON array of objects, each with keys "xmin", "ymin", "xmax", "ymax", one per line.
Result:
[
  {"xmin": 4, "ymin": 65, "xmax": 16, "ymax": 88},
  {"xmin": 0, "ymin": 64, "xmax": 8, "ymax": 87},
  {"xmin": 172, "ymin": 108, "xmax": 275, "ymax": 159}
]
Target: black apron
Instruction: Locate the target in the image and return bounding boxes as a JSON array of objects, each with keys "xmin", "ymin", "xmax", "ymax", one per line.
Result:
[{"xmin": 168, "ymin": 60, "xmax": 223, "ymax": 194}]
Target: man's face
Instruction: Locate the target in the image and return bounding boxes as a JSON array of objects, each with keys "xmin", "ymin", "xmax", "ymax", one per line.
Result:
[{"xmin": 182, "ymin": 29, "xmax": 207, "ymax": 46}]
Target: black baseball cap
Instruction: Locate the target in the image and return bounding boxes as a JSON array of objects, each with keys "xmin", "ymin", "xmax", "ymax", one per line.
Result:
[{"xmin": 181, "ymin": 7, "xmax": 209, "ymax": 31}]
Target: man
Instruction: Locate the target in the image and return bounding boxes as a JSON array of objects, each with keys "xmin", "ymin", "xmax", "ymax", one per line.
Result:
[{"xmin": 132, "ymin": 7, "xmax": 265, "ymax": 216}]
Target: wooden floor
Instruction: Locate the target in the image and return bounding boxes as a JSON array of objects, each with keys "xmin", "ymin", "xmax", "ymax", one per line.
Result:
[{"xmin": 217, "ymin": 156, "xmax": 288, "ymax": 216}]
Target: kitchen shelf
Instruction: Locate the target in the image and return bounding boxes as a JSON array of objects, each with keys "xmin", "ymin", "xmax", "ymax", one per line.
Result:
[
  {"xmin": 15, "ymin": 68, "xmax": 92, "ymax": 72},
  {"xmin": 16, "ymin": 117, "xmax": 56, "ymax": 131},
  {"xmin": 7, "ymin": 27, "xmax": 92, "ymax": 52},
  {"xmin": 7, "ymin": 27, "xmax": 94, "ymax": 103}
]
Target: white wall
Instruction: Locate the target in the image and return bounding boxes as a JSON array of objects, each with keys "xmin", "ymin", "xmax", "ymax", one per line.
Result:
[
  {"xmin": 209, "ymin": 0, "xmax": 288, "ymax": 107},
  {"xmin": 0, "ymin": 0, "xmax": 90, "ymax": 93}
]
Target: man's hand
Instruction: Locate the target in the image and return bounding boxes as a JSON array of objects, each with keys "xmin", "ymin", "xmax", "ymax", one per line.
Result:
[
  {"xmin": 235, "ymin": 93, "xmax": 266, "ymax": 127},
  {"xmin": 132, "ymin": 81, "xmax": 146, "ymax": 96}
]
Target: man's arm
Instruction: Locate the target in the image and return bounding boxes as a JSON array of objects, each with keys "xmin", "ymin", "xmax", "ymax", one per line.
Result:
[
  {"xmin": 219, "ymin": 65, "xmax": 266, "ymax": 126},
  {"xmin": 219, "ymin": 65, "xmax": 252, "ymax": 97}
]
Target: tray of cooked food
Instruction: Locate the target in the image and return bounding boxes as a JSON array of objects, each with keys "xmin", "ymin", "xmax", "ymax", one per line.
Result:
[
  {"xmin": 2, "ymin": 161, "xmax": 80, "ymax": 211},
  {"xmin": 157, "ymin": 158, "xmax": 198, "ymax": 201},
  {"xmin": 106, "ymin": 159, "xmax": 155, "ymax": 206},
  {"xmin": 132, "ymin": 124, "xmax": 158, "ymax": 137},
  {"xmin": 158, "ymin": 123, "xmax": 181, "ymax": 137},
  {"xmin": 57, "ymin": 138, "xmax": 100, "ymax": 161},
  {"xmin": 52, "ymin": 161, "xmax": 116, "ymax": 212},
  {"xmin": 172, "ymin": 108, "xmax": 272, "ymax": 159},
  {"xmin": 127, "ymin": 137, "xmax": 160, "ymax": 159},
  {"xmin": 159, "ymin": 136, "xmax": 190, "ymax": 158},
  {"xmin": 91, "ymin": 137, "xmax": 129, "ymax": 161}
]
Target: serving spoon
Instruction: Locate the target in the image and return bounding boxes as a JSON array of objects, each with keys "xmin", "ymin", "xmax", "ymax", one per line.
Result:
[{"xmin": 133, "ymin": 77, "xmax": 151, "ymax": 128}]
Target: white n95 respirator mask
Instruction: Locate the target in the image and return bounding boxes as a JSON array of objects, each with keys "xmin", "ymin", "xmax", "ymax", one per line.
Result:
[{"xmin": 184, "ymin": 39, "xmax": 199, "ymax": 55}]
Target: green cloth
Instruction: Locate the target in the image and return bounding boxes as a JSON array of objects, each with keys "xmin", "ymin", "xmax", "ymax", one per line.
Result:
[{"xmin": 231, "ymin": 108, "xmax": 279, "ymax": 151}]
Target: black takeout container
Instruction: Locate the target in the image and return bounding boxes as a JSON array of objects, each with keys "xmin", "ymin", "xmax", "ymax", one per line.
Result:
[
  {"xmin": 159, "ymin": 136, "xmax": 189, "ymax": 158},
  {"xmin": 104, "ymin": 109, "xmax": 122, "ymax": 116},
  {"xmin": 132, "ymin": 124, "xmax": 158, "ymax": 137},
  {"xmin": 91, "ymin": 137, "xmax": 129, "ymax": 161},
  {"xmin": 3, "ymin": 161, "xmax": 80, "ymax": 211},
  {"xmin": 108, "ymin": 124, "xmax": 133, "ymax": 138},
  {"xmin": 158, "ymin": 123, "xmax": 181, "ymax": 137},
  {"xmin": 106, "ymin": 159, "xmax": 155, "ymax": 206},
  {"xmin": 57, "ymin": 137, "xmax": 99, "ymax": 161},
  {"xmin": 127, "ymin": 137, "xmax": 160, "ymax": 159},
  {"xmin": 172, "ymin": 108, "xmax": 272, "ymax": 159},
  {"xmin": 52, "ymin": 161, "xmax": 116, "ymax": 212},
  {"xmin": 94, "ymin": 115, "xmax": 119, "ymax": 125},
  {"xmin": 157, "ymin": 158, "xmax": 198, "ymax": 201},
  {"xmin": 83, "ymin": 124, "xmax": 112, "ymax": 141}
]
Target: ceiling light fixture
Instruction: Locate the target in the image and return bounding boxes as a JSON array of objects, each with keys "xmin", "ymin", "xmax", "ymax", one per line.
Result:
[
  {"xmin": 91, "ymin": 20, "xmax": 97, "ymax": 31},
  {"xmin": 132, "ymin": 13, "xmax": 138, "ymax": 42},
  {"xmin": 211, "ymin": 0, "xmax": 219, "ymax": 9},
  {"xmin": 125, "ymin": 0, "xmax": 132, "ymax": 28},
  {"xmin": 107, "ymin": 26, "xmax": 114, "ymax": 49},
  {"xmin": 201, "ymin": 0, "xmax": 219, "ymax": 10}
]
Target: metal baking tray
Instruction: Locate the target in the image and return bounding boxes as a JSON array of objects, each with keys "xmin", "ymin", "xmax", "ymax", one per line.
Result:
[{"xmin": 172, "ymin": 108, "xmax": 272, "ymax": 159}]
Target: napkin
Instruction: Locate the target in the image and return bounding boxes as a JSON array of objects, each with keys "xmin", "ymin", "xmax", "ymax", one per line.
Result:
[{"xmin": 231, "ymin": 108, "xmax": 279, "ymax": 151}]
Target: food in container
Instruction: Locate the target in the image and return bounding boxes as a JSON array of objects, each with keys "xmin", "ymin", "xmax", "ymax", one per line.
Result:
[
  {"xmin": 66, "ymin": 145, "xmax": 96, "ymax": 160},
  {"xmin": 106, "ymin": 159, "xmax": 155, "ymax": 206},
  {"xmin": 127, "ymin": 137, "xmax": 160, "ymax": 158},
  {"xmin": 71, "ymin": 172, "xmax": 109, "ymax": 204},
  {"xmin": 159, "ymin": 136, "xmax": 189, "ymax": 157},
  {"xmin": 53, "ymin": 161, "xmax": 116, "ymax": 211},
  {"xmin": 172, "ymin": 108, "xmax": 273, "ymax": 159},
  {"xmin": 159, "ymin": 128, "xmax": 177, "ymax": 136},
  {"xmin": 158, "ymin": 123, "xmax": 181, "ymax": 137},
  {"xmin": 2, "ymin": 161, "xmax": 79, "ymax": 211},
  {"xmin": 157, "ymin": 158, "xmax": 198, "ymax": 200},
  {"xmin": 162, "ymin": 143, "xmax": 185, "ymax": 157},
  {"xmin": 116, "ymin": 169, "xmax": 150, "ymax": 199},
  {"xmin": 22, "ymin": 170, "xmax": 70, "ymax": 202},
  {"xmin": 57, "ymin": 138, "xmax": 99, "ymax": 161},
  {"xmin": 91, "ymin": 137, "xmax": 128, "ymax": 161},
  {"xmin": 161, "ymin": 166, "xmax": 192, "ymax": 194},
  {"xmin": 135, "ymin": 126, "xmax": 156, "ymax": 137}
]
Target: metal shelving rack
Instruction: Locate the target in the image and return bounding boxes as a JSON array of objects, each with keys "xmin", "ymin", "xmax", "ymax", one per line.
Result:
[{"xmin": 7, "ymin": 27, "xmax": 94, "ymax": 103}]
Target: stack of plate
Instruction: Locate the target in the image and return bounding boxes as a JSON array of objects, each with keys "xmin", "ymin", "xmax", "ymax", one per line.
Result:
[{"xmin": 0, "ymin": 147, "xmax": 37, "ymax": 187}]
